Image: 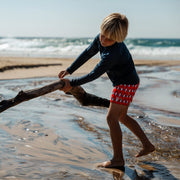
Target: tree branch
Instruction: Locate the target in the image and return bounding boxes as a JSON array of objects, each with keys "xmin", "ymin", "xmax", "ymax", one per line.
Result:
[{"xmin": 0, "ymin": 80, "xmax": 110, "ymax": 113}]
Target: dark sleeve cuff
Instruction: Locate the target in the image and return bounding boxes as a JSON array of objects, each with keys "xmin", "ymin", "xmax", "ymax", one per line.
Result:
[{"xmin": 66, "ymin": 67, "xmax": 73, "ymax": 75}]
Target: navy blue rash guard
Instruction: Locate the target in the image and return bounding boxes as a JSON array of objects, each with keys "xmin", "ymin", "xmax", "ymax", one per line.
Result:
[{"xmin": 67, "ymin": 34, "xmax": 139, "ymax": 87}]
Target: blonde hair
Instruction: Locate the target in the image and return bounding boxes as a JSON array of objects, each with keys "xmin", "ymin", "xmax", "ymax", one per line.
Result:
[{"xmin": 100, "ymin": 13, "xmax": 129, "ymax": 42}]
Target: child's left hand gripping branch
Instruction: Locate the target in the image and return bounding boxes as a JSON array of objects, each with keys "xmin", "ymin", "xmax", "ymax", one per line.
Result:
[{"xmin": 60, "ymin": 78, "xmax": 72, "ymax": 93}]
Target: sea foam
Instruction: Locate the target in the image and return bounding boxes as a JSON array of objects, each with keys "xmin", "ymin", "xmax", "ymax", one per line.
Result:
[{"xmin": 0, "ymin": 37, "xmax": 180, "ymax": 60}]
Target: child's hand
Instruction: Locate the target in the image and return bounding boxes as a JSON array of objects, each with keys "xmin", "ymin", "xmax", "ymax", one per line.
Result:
[
  {"xmin": 61, "ymin": 79, "xmax": 72, "ymax": 93},
  {"xmin": 58, "ymin": 70, "xmax": 69, "ymax": 79}
]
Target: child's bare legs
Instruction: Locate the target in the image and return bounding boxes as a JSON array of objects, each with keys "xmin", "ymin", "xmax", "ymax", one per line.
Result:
[
  {"xmin": 123, "ymin": 115, "xmax": 155, "ymax": 157},
  {"xmin": 116, "ymin": 104, "xmax": 155, "ymax": 157},
  {"xmin": 98, "ymin": 103, "xmax": 126, "ymax": 168},
  {"xmin": 98, "ymin": 102, "xmax": 155, "ymax": 168},
  {"xmin": 116, "ymin": 104, "xmax": 154, "ymax": 157}
]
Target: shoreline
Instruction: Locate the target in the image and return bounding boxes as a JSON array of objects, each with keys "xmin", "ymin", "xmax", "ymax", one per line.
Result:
[{"xmin": 0, "ymin": 56, "xmax": 180, "ymax": 80}]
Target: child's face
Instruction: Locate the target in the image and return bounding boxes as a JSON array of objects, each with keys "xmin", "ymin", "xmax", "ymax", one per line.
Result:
[{"xmin": 100, "ymin": 33, "xmax": 116, "ymax": 47}]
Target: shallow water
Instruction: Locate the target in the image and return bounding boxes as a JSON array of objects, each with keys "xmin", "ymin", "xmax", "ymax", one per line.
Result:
[{"xmin": 0, "ymin": 66, "xmax": 180, "ymax": 179}]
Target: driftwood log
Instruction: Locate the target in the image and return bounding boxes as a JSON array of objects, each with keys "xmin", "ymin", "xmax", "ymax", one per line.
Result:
[{"xmin": 0, "ymin": 80, "xmax": 110, "ymax": 113}]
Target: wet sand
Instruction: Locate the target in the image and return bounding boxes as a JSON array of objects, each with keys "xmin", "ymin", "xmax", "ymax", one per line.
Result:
[{"xmin": 0, "ymin": 57, "xmax": 180, "ymax": 179}]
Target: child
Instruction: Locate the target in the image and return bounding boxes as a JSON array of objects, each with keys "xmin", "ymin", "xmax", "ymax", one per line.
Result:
[{"xmin": 58, "ymin": 13, "xmax": 155, "ymax": 169}]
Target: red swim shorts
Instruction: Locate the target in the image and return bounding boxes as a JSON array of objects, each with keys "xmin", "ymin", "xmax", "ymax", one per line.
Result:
[{"xmin": 110, "ymin": 84, "xmax": 139, "ymax": 106}]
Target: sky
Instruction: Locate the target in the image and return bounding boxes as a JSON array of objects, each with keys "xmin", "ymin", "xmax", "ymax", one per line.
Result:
[{"xmin": 0, "ymin": 0, "xmax": 180, "ymax": 38}]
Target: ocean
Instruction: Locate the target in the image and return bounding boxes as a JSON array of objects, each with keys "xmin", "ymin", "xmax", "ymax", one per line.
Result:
[{"xmin": 0, "ymin": 36, "xmax": 180, "ymax": 60}]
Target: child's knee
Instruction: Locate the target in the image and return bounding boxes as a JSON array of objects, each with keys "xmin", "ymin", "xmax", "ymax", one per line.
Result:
[{"xmin": 106, "ymin": 114, "xmax": 118, "ymax": 126}]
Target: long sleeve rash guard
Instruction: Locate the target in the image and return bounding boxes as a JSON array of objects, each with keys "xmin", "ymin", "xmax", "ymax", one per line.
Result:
[{"xmin": 67, "ymin": 34, "xmax": 139, "ymax": 87}]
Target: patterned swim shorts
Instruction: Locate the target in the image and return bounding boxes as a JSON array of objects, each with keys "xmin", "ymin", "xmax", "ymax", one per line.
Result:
[{"xmin": 110, "ymin": 84, "xmax": 139, "ymax": 106}]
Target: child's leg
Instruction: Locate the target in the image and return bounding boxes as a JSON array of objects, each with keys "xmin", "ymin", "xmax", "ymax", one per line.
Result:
[
  {"xmin": 97, "ymin": 102, "xmax": 128, "ymax": 168},
  {"xmin": 119, "ymin": 114, "xmax": 155, "ymax": 157}
]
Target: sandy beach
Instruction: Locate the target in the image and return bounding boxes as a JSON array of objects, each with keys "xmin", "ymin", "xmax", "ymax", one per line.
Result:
[
  {"xmin": 0, "ymin": 56, "xmax": 180, "ymax": 179},
  {"xmin": 1, "ymin": 56, "xmax": 180, "ymax": 80}
]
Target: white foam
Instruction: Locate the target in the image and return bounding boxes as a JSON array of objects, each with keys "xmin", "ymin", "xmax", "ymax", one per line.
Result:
[
  {"xmin": 0, "ymin": 37, "xmax": 180, "ymax": 60},
  {"xmin": 129, "ymin": 46, "xmax": 180, "ymax": 60}
]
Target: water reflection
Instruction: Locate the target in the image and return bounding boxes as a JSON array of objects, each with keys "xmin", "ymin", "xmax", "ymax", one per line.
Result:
[{"xmin": 0, "ymin": 65, "xmax": 180, "ymax": 179}]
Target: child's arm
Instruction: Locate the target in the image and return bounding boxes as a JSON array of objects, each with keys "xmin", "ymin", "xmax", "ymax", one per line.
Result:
[
  {"xmin": 60, "ymin": 52, "xmax": 112, "ymax": 92},
  {"xmin": 70, "ymin": 53, "xmax": 112, "ymax": 87},
  {"xmin": 66, "ymin": 35, "xmax": 99, "ymax": 75},
  {"xmin": 60, "ymin": 57, "xmax": 110, "ymax": 93}
]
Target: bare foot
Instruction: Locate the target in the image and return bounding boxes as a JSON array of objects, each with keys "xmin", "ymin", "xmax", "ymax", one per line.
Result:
[
  {"xmin": 97, "ymin": 160, "xmax": 125, "ymax": 171},
  {"xmin": 135, "ymin": 145, "xmax": 155, "ymax": 157}
]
